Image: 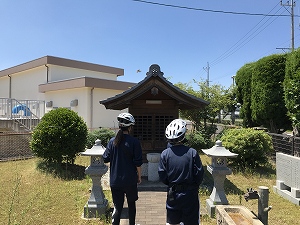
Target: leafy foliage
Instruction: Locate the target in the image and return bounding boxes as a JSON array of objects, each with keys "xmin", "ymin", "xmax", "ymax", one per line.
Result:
[
  {"xmin": 176, "ymin": 80, "xmax": 235, "ymax": 141},
  {"xmin": 220, "ymin": 128, "xmax": 274, "ymax": 170},
  {"xmin": 86, "ymin": 128, "xmax": 115, "ymax": 149},
  {"xmin": 235, "ymin": 62, "xmax": 257, "ymax": 127},
  {"xmin": 251, "ymin": 54, "xmax": 290, "ymax": 133},
  {"xmin": 284, "ymin": 48, "xmax": 300, "ymax": 136},
  {"xmin": 185, "ymin": 130, "xmax": 213, "ymax": 151},
  {"xmin": 30, "ymin": 108, "xmax": 88, "ymax": 164}
]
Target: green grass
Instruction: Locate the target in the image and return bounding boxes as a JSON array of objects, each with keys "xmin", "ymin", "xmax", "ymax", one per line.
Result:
[
  {"xmin": 0, "ymin": 157, "xmax": 111, "ymax": 225},
  {"xmin": 0, "ymin": 155, "xmax": 299, "ymax": 225},
  {"xmin": 199, "ymin": 154, "xmax": 300, "ymax": 225}
]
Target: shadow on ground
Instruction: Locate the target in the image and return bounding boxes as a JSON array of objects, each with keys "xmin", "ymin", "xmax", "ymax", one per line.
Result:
[{"xmin": 36, "ymin": 160, "xmax": 86, "ymax": 180}]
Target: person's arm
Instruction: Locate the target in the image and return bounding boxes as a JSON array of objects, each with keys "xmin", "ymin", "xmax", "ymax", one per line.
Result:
[
  {"xmin": 103, "ymin": 139, "xmax": 112, "ymax": 163},
  {"xmin": 158, "ymin": 151, "xmax": 169, "ymax": 185},
  {"xmin": 136, "ymin": 166, "xmax": 142, "ymax": 184},
  {"xmin": 132, "ymin": 138, "xmax": 143, "ymax": 184},
  {"xmin": 193, "ymin": 151, "xmax": 204, "ymax": 186}
]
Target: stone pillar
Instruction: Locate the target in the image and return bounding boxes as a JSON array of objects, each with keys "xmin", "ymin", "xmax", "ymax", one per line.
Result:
[
  {"xmin": 205, "ymin": 164, "xmax": 232, "ymax": 217},
  {"xmin": 84, "ymin": 164, "xmax": 108, "ymax": 218},
  {"xmin": 146, "ymin": 153, "xmax": 161, "ymax": 182}
]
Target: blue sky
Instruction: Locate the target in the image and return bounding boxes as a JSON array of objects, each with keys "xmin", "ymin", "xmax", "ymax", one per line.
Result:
[{"xmin": 0, "ymin": 0, "xmax": 298, "ymax": 89}]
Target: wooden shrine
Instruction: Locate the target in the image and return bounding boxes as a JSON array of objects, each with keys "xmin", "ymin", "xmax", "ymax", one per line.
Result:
[{"xmin": 100, "ymin": 64, "xmax": 209, "ymax": 161}]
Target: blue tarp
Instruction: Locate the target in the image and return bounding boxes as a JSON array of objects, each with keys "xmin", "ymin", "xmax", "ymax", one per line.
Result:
[{"xmin": 12, "ymin": 104, "xmax": 31, "ymax": 116}]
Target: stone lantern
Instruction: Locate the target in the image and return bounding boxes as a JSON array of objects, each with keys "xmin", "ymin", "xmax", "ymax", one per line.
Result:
[
  {"xmin": 202, "ymin": 140, "xmax": 238, "ymax": 217},
  {"xmin": 81, "ymin": 139, "xmax": 108, "ymax": 218}
]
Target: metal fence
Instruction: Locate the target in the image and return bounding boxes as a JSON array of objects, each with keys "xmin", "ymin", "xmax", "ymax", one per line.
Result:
[
  {"xmin": 0, "ymin": 132, "xmax": 33, "ymax": 161},
  {"xmin": 0, "ymin": 98, "xmax": 45, "ymax": 131},
  {"xmin": 1, "ymin": 131, "xmax": 299, "ymax": 162},
  {"xmin": 268, "ymin": 133, "xmax": 300, "ymax": 157}
]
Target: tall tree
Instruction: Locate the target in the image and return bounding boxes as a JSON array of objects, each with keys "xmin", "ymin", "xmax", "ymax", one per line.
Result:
[
  {"xmin": 284, "ymin": 48, "xmax": 300, "ymax": 136},
  {"xmin": 251, "ymin": 54, "xmax": 290, "ymax": 133},
  {"xmin": 176, "ymin": 80, "xmax": 235, "ymax": 133},
  {"xmin": 235, "ymin": 62, "xmax": 257, "ymax": 127}
]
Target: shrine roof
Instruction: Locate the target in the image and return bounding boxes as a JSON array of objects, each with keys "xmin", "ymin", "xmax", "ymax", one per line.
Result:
[{"xmin": 100, "ymin": 64, "xmax": 209, "ymax": 110}]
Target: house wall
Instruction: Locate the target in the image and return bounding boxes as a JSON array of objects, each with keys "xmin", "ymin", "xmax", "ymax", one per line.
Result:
[
  {"xmin": 0, "ymin": 76, "xmax": 9, "ymax": 97},
  {"xmin": 0, "ymin": 59, "xmax": 128, "ymax": 130},
  {"xmin": 49, "ymin": 65, "xmax": 118, "ymax": 82},
  {"xmin": 44, "ymin": 87, "xmax": 127, "ymax": 129},
  {"xmin": 0, "ymin": 66, "xmax": 46, "ymax": 100},
  {"xmin": 94, "ymin": 88, "xmax": 127, "ymax": 129},
  {"xmin": 11, "ymin": 67, "xmax": 47, "ymax": 100}
]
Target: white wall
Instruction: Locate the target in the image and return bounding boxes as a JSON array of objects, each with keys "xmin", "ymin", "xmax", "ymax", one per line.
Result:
[
  {"xmin": 10, "ymin": 67, "xmax": 47, "ymax": 100},
  {"xmin": 44, "ymin": 87, "xmax": 127, "ymax": 129},
  {"xmin": 49, "ymin": 65, "xmax": 118, "ymax": 82},
  {"xmin": 44, "ymin": 88, "xmax": 87, "ymax": 112},
  {"xmin": 0, "ymin": 66, "xmax": 46, "ymax": 100},
  {"xmin": 0, "ymin": 62, "xmax": 127, "ymax": 129},
  {"xmin": 0, "ymin": 76, "xmax": 9, "ymax": 97},
  {"xmin": 93, "ymin": 88, "xmax": 127, "ymax": 129}
]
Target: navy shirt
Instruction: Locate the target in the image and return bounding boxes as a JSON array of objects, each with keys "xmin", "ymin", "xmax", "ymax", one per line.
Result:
[
  {"xmin": 158, "ymin": 144, "xmax": 204, "ymax": 187},
  {"xmin": 103, "ymin": 134, "xmax": 143, "ymax": 187}
]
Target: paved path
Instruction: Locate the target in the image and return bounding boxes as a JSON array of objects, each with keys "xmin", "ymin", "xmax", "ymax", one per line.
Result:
[
  {"xmin": 120, "ymin": 191, "xmax": 167, "ymax": 225},
  {"xmin": 105, "ymin": 178, "xmax": 207, "ymax": 225}
]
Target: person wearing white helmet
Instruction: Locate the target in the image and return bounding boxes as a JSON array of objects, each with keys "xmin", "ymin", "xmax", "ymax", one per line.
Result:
[
  {"xmin": 158, "ymin": 119, "xmax": 204, "ymax": 225},
  {"xmin": 103, "ymin": 112, "xmax": 142, "ymax": 225}
]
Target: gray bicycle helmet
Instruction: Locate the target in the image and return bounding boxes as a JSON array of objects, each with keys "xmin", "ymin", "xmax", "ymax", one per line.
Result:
[
  {"xmin": 117, "ymin": 112, "xmax": 135, "ymax": 127},
  {"xmin": 165, "ymin": 119, "xmax": 187, "ymax": 143}
]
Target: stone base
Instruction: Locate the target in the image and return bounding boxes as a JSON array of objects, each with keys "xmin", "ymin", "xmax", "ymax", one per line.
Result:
[
  {"xmin": 206, "ymin": 198, "xmax": 229, "ymax": 218},
  {"xmin": 206, "ymin": 199, "xmax": 216, "ymax": 218},
  {"xmin": 273, "ymin": 185, "xmax": 300, "ymax": 206},
  {"xmin": 83, "ymin": 200, "xmax": 108, "ymax": 218}
]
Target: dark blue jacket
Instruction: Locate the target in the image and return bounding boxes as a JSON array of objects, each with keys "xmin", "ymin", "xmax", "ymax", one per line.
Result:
[
  {"xmin": 103, "ymin": 134, "xmax": 143, "ymax": 187},
  {"xmin": 158, "ymin": 144, "xmax": 204, "ymax": 187}
]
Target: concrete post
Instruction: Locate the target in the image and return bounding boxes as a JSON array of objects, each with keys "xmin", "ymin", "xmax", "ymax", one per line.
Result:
[{"xmin": 258, "ymin": 186, "xmax": 271, "ymax": 225}]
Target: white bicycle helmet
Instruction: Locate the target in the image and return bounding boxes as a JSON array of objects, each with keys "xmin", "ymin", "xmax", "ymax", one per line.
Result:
[
  {"xmin": 165, "ymin": 119, "xmax": 187, "ymax": 143},
  {"xmin": 117, "ymin": 113, "xmax": 135, "ymax": 127}
]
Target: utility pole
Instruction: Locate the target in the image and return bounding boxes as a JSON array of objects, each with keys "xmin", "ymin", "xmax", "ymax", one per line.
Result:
[
  {"xmin": 203, "ymin": 62, "xmax": 210, "ymax": 87},
  {"xmin": 281, "ymin": 0, "xmax": 295, "ymax": 51},
  {"xmin": 231, "ymin": 75, "xmax": 235, "ymax": 87}
]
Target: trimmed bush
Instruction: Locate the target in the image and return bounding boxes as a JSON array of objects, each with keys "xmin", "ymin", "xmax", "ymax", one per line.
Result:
[
  {"xmin": 30, "ymin": 108, "xmax": 88, "ymax": 164},
  {"xmin": 185, "ymin": 130, "xmax": 213, "ymax": 151},
  {"xmin": 86, "ymin": 128, "xmax": 115, "ymax": 149},
  {"xmin": 284, "ymin": 48, "xmax": 300, "ymax": 136},
  {"xmin": 220, "ymin": 128, "xmax": 273, "ymax": 170}
]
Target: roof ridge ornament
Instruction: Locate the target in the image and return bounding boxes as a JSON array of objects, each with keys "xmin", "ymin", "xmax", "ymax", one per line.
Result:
[{"xmin": 146, "ymin": 64, "xmax": 164, "ymax": 77}]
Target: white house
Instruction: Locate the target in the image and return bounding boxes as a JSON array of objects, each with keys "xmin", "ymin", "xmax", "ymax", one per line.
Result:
[{"xmin": 0, "ymin": 56, "xmax": 136, "ymax": 130}]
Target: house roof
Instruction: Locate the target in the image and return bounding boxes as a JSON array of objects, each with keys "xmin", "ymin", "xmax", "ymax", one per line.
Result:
[
  {"xmin": 39, "ymin": 77, "xmax": 135, "ymax": 93},
  {"xmin": 100, "ymin": 64, "xmax": 209, "ymax": 110},
  {"xmin": 0, "ymin": 56, "xmax": 124, "ymax": 78}
]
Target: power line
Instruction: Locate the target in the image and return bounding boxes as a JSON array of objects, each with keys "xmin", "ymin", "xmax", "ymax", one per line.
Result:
[
  {"xmin": 208, "ymin": 1, "xmax": 293, "ymax": 83},
  {"xmin": 133, "ymin": 0, "xmax": 298, "ymax": 85},
  {"xmin": 210, "ymin": 4, "xmax": 284, "ymax": 67},
  {"xmin": 132, "ymin": 0, "xmax": 298, "ymax": 17}
]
